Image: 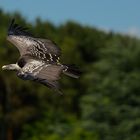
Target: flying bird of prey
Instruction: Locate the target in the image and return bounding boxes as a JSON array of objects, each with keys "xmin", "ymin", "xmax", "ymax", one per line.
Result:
[{"xmin": 2, "ymin": 19, "xmax": 81, "ymax": 93}]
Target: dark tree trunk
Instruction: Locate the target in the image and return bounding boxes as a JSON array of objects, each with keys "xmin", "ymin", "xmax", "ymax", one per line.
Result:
[
  {"xmin": 1, "ymin": 80, "xmax": 13, "ymax": 140},
  {"xmin": 7, "ymin": 126, "xmax": 13, "ymax": 140},
  {"xmin": 1, "ymin": 88, "xmax": 8, "ymax": 140}
]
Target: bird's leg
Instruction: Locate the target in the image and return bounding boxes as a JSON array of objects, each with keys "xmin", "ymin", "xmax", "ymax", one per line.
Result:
[{"xmin": 2, "ymin": 63, "xmax": 20, "ymax": 71}]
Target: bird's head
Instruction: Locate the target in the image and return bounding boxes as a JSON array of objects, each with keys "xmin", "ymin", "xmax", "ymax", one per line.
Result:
[{"xmin": 2, "ymin": 64, "xmax": 20, "ymax": 71}]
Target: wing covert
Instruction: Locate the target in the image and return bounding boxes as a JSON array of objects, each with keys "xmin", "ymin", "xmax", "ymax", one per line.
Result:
[{"xmin": 26, "ymin": 38, "xmax": 61, "ymax": 63}]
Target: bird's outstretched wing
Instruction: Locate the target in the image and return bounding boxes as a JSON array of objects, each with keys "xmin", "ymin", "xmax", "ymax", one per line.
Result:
[
  {"xmin": 7, "ymin": 19, "xmax": 61, "ymax": 63},
  {"xmin": 17, "ymin": 58, "xmax": 63, "ymax": 91}
]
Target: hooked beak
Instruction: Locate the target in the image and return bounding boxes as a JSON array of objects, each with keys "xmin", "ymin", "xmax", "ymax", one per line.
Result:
[
  {"xmin": 2, "ymin": 65, "xmax": 8, "ymax": 70},
  {"xmin": 2, "ymin": 64, "xmax": 20, "ymax": 71}
]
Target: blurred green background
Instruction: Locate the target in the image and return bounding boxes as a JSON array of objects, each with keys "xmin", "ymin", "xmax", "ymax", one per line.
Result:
[{"xmin": 0, "ymin": 5, "xmax": 140, "ymax": 140}]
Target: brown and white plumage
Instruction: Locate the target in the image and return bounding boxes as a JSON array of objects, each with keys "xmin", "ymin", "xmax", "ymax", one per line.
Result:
[{"xmin": 2, "ymin": 19, "xmax": 81, "ymax": 92}]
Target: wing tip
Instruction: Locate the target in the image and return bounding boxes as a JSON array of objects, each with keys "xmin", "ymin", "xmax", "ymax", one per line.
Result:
[{"xmin": 8, "ymin": 18, "xmax": 32, "ymax": 37}]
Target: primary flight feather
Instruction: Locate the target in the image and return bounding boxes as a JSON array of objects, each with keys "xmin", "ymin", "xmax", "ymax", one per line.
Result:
[{"xmin": 2, "ymin": 19, "xmax": 81, "ymax": 92}]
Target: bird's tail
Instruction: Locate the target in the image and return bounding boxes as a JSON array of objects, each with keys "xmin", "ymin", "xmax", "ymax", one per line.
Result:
[{"xmin": 62, "ymin": 64, "xmax": 81, "ymax": 78}]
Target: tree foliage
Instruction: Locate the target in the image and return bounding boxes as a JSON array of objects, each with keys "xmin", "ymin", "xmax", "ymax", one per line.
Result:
[{"xmin": 0, "ymin": 9, "xmax": 140, "ymax": 140}]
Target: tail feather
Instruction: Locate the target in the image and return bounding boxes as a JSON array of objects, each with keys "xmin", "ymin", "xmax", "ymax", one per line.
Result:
[{"xmin": 63, "ymin": 64, "xmax": 81, "ymax": 78}]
